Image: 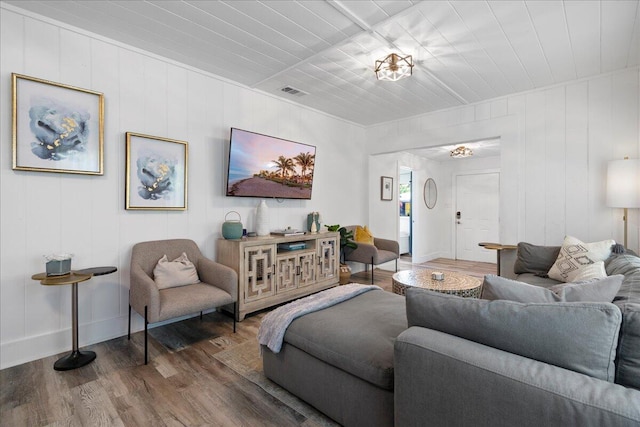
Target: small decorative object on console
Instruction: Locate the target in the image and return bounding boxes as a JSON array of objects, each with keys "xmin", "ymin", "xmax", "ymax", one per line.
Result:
[
  {"xmin": 256, "ymin": 199, "xmax": 270, "ymax": 236},
  {"xmin": 271, "ymin": 228, "xmax": 305, "ymax": 236},
  {"xmin": 307, "ymin": 212, "xmax": 321, "ymax": 233},
  {"xmin": 278, "ymin": 242, "xmax": 307, "ymax": 251},
  {"xmin": 222, "ymin": 211, "xmax": 243, "ymax": 239}
]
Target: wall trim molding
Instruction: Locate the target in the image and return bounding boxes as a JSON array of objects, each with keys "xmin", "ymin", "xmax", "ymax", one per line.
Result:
[{"xmin": 0, "ymin": 310, "xmax": 214, "ymax": 370}]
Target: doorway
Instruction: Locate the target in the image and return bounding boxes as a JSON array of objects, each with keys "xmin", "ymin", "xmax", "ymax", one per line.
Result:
[
  {"xmin": 455, "ymin": 171, "xmax": 500, "ymax": 263},
  {"xmin": 399, "ymin": 168, "xmax": 412, "ymax": 256}
]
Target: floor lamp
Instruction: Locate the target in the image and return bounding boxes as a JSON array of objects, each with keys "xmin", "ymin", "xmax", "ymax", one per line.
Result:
[{"xmin": 606, "ymin": 158, "xmax": 640, "ymax": 249}]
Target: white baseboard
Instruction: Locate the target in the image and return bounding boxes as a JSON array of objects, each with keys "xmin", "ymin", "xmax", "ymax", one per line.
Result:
[
  {"xmin": 0, "ymin": 309, "xmax": 215, "ymax": 370},
  {"xmin": 411, "ymin": 251, "xmax": 449, "ymax": 264},
  {"xmin": 1, "ymin": 316, "xmax": 128, "ymax": 370}
]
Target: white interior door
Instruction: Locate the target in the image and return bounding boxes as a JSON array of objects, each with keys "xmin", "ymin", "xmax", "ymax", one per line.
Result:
[{"xmin": 455, "ymin": 172, "xmax": 500, "ymax": 262}]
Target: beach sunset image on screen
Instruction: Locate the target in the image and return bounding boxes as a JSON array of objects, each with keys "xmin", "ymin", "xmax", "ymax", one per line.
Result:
[{"xmin": 226, "ymin": 128, "xmax": 316, "ymax": 200}]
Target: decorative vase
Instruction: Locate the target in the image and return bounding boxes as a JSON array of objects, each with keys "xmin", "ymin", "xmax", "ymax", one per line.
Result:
[
  {"xmin": 307, "ymin": 212, "xmax": 321, "ymax": 232},
  {"xmin": 222, "ymin": 211, "xmax": 243, "ymax": 239},
  {"xmin": 339, "ymin": 263, "xmax": 352, "ymax": 285},
  {"xmin": 256, "ymin": 200, "xmax": 270, "ymax": 236}
]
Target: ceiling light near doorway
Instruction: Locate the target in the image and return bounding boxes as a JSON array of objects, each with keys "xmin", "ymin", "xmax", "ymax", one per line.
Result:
[
  {"xmin": 375, "ymin": 53, "xmax": 414, "ymax": 81},
  {"xmin": 450, "ymin": 146, "xmax": 473, "ymax": 158}
]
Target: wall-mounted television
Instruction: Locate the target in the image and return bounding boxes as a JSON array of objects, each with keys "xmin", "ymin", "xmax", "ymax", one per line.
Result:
[{"xmin": 226, "ymin": 128, "xmax": 316, "ymax": 200}]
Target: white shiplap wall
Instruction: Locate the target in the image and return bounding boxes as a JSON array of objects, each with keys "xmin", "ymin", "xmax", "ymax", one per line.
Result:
[
  {"xmin": 0, "ymin": 7, "xmax": 367, "ymax": 369},
  {"xmin": 365, "ymin": 68, "xmax": 640, "ymax": 254}
]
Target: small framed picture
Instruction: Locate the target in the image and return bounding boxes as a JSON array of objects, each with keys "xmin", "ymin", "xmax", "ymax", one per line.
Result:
[
  {"xmin": 12, "ymin": 73, "xmax": 104, "ymax": 175},
  {"xmin": 381, "ymin": 176, "xmax": 393, "ymax": 201},
  {"xmin": 125, "ymin": 132, "xmax": 188, "ymax": 211}
]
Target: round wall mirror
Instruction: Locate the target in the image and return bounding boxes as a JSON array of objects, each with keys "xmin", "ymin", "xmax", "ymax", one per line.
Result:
[{"xmin": 424, "ymin": 178, "xmax": 437, "ymax": 209}]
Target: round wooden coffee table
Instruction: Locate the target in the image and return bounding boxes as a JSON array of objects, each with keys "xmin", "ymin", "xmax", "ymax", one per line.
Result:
[{"xmin": 392, "ymin": 269, "xmax": 482, "ymax": 298}]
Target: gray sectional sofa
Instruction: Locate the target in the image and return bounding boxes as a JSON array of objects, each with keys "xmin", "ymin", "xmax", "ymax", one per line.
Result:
[{"xmin": 262, "ymin": 245, "xmax": 640, "ymax": 426}]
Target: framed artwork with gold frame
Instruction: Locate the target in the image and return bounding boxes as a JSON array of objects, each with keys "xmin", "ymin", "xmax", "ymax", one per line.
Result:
[
  {"xmin": 125, "ymin": 132, "xmax": 188, "ymax": 211},
  {"xmin": 12, "ymin": 73, "xmax": 104, "ymax": 175}
]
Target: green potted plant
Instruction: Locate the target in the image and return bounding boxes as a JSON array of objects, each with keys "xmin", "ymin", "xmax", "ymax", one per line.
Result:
[{"xmin": 325, "ymin": 224, "xmax": 357, "ymax": 284}]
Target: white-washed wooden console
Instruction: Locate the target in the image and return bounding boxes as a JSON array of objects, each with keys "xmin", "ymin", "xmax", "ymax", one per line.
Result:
[{"xmin": 216, "ymin": 231, "xmax": 340, "ymax": 321}]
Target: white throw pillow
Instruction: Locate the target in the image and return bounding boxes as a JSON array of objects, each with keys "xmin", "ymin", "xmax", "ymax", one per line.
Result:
[
  {"xmin": 547, "ymin": 236, "xmax": 615, "ymax": 282},
  {"xmin": 153, "ymin": 252, "xmax": 200, "ymax": 289}
]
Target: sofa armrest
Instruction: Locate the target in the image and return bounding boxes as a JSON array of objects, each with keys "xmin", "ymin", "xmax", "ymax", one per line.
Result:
[
  {"xmin": 198, "ymin": 257, "xmax": 238, "ymax": 300},
  {"xmin": 395, "ymin": 327, "xmax": 640, "ymax": 427}
]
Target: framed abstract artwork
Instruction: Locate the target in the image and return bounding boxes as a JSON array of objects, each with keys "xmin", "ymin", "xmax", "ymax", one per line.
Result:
[
  {"xmin": 125, "ymin": 132, "xmax": 188, "ymax": 211},
  {"xmin": 381, "ymin": 176, "xmax": 393, "ymax": 201},
  {"xmin": 12, "ymin": 73, "xmax": 104, "ymax": 175}
]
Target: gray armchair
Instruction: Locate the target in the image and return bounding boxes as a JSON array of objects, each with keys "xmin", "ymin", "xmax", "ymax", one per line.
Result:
[
  {"xmin": 128, "ymin": 239, "xmax": 238, "ymax": 364},
  {"xmin": 343, "ymin": 226, "xmax": 400, "ymax": 283}
]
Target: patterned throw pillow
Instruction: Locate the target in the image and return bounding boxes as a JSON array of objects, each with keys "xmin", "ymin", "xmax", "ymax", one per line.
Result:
[
  {"xmin": 547, "ymin": 236, "xmax": 615, "ymax": 282},
  {"xmin": 354, "ymin": 225, "xmax": 374, "ymax": 245}
]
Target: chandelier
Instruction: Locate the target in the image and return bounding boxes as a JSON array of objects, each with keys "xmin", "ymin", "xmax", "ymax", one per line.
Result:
[
  {"xmin": 450, "ymin": 146, "xmax": 473, "ymax": 158},
  {"xmin": 374, "ymin": 53, "xmax": 414, "ymax": 81}
]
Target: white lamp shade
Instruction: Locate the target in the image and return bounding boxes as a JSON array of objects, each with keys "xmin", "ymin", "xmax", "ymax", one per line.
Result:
[{"xmin": 606, "ymin": 158, "xmax": 640, "ymax": 208}]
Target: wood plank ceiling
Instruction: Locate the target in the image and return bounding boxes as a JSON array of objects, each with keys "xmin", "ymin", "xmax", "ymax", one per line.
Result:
[{"xmin": 6, "ymin": 0, "xmax": 639, "ymax": 126}]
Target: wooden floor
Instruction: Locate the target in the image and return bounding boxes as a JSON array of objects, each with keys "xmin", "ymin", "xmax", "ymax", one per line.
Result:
[{"xmin": 0, "ymin": 258, "xmax": 494, "ymax": 427}]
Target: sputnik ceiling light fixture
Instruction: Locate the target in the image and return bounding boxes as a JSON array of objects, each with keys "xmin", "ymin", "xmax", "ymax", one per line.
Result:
[
  {"xmin": 375, "ymin": 53, "xmax": 414, "ymax": 81},
  {"xmin": 450, "ymin": 146, "xmax": 473, "ymax": 158}
]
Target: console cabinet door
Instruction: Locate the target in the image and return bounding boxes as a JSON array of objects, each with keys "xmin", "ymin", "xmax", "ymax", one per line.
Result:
[
  {"xmin": 317, "ymin": 237, "xmax": 338, "ymax": 281},
  {"xmin": 276, "ymin": 252, "xmax": 316, "ymax": 292},
  {"xmin": 276, "ymin": 254, "xmax": 298, "ymax": 293},
  {"xmin": 297, "ymin": 252, "xmax": 316, "ymax": 287},
  {"xmin": 244, "ymin": 245, "xmax": 275, "ymax": 302}
]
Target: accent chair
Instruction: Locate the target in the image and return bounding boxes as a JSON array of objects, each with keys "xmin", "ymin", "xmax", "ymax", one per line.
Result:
[
  {"xmin": 343, "ymin": 225, "xmax": 400, "ymax": 283},
  {"xmin": 128, "ymin": 238, "xmax": 238, "ymax": 364}
]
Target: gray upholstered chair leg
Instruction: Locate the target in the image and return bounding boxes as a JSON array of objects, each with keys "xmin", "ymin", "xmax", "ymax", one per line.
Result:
[
  {"xmin": 200, "ymin": 311, "xmax": 203, "ymax": 320},
  {"xmin": 395, "ymin": 258, "xmax": 398, "ymax": 272},
  {"xmin": 128, "ymin": 303, "xmax": 131, "ymax": 340},
  {"xmin": 144, "ymin": 305, "xmax": 148, "ymax": 365}
]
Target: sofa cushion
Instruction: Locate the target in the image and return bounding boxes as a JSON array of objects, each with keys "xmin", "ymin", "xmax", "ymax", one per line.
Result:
[
  {"xmin": 514, "ymin": 242, "xmax": 560, "ymax": 275},
  {"xmin": 615, "ymin": 303, "xmax": 640, "ymax": 390},
  {"xmin": 406, "ymin": 288, "xmax": 622, "ymax": 382},
  {"xmin": 548, "ymin": 236, "xmax": 615, "ymax": 282},
  {"xmin": 283, "ymin": 289, "xmax": 406, "ymax": 390},
  {"xmin": 605, "ymin": 252, "xmax": 640, "ymax": 390},
  {"xmin": 482, "ymin": 274, "xmax": 623, "ymax": 303},
  {"xmin": 548, "ymin": 275, "xmax": 622, "ymax": 301},
  {"xmin": 606, "ymin": 253, "xmax": 640, "ymax": 303},
  {"xmin": 514, "ymin": 273, "xmax": 561, "ymax": 288}
]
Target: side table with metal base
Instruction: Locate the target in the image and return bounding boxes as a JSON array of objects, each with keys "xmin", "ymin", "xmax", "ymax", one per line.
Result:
[
  {"xmin": 478, "ymin": 242, "xmax": 517, "ymax": 275},
  {"xmin": 31, "ymin": 266, "xmax": 117, "ymax": 371}
]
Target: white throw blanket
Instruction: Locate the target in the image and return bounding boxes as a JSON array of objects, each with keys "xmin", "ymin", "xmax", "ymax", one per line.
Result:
[{"xmin": 258, "ymin": 283, "xmax": 381, "ymax": 353}]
